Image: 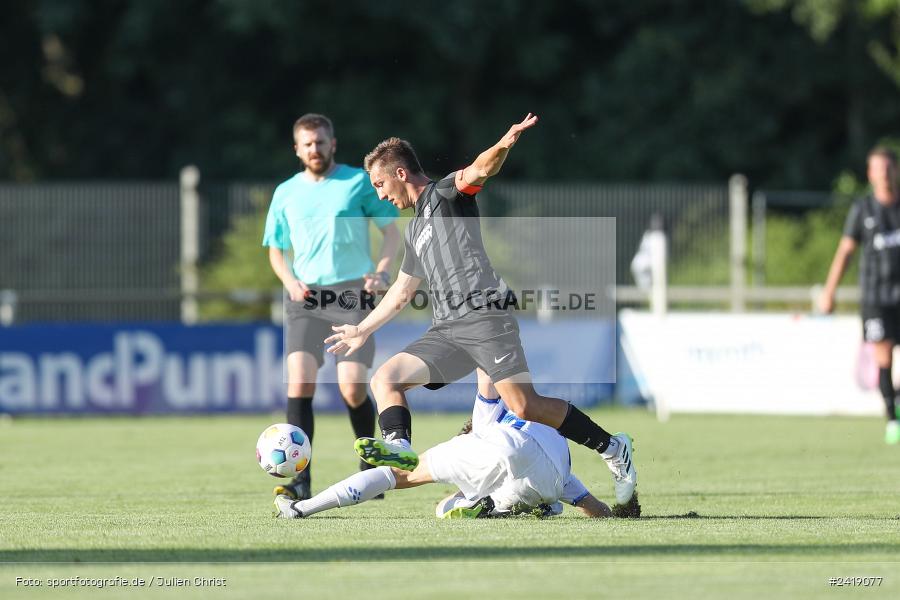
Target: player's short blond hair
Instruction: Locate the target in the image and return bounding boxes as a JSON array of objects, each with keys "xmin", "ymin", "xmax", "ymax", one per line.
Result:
[{"xmin": 364, "ymin": 137, "xmax": 424, "ymax": 175}]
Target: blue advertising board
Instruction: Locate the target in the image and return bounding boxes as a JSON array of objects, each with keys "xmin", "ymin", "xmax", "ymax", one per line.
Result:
[{"xmin": 0, "ymin": 319, "xmax": 614, "ymax": 414}]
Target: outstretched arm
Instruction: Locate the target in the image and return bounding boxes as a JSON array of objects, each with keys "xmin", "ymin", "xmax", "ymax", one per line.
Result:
[
  {"xmin": 325, "ymin": 270, "xmax": 422, "ymax": 356},
  {"xmin": 562, "ymin": 475, "xmax": 610, "ymax": 518},
  {"xmin": 574, "ymin": 493, "xmax": 611, "ymax": 518},
  {"xmin": 818, "ymin": 236, "xmax": 857, "ymax": 314},
  {"xmin": 460, "ymin": 113, "xmax": 539, "ymax": 187}
]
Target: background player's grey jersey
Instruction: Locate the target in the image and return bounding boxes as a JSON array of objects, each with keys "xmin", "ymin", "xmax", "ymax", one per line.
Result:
[
  {"xmin": 844, "ymin": 195, "xmax": 900, "ymax": 306},
  {"xmin": 401, "ymin": 172, "xmax": 510, "ymax": 321}
]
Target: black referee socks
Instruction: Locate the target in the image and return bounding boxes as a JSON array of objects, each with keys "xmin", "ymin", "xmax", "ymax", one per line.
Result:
[
  {"xmin": 557, "ymin": 403, "xmax": 612, "ymax": 454},
  {"xmin": 347, "ymin": 396, "xmax": 377, "ymax": 440},
  {"xmin": 287, "ymin": 396, "xmax": 314, "ymax": 484},
  {"xmin": 379, "ymin": 405, "xmax": 412, "ymax": 443},
  {"xmin": 287, "ymin": 396, "xmax": 315, "ymax": 443}
]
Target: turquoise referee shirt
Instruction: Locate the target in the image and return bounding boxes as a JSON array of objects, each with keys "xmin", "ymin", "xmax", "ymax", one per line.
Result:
[{"xmin": 262, "ymin": 164, "xmax": 398, "ymax": 285}]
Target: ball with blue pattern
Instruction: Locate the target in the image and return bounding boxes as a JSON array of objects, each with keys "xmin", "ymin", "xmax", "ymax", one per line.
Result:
[{"xmin": 255, "ymin": 423, "xmax": 311, "ymax": 478}]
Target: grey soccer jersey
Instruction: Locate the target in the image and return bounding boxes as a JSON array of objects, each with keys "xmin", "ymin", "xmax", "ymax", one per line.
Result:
[
  {"xmin": 844, "ymin": 195, "xmax": 900, "ymax": 306},
  {"xmin": 400, "ymin": 172, "xmax": 510, "ymax": 321}
]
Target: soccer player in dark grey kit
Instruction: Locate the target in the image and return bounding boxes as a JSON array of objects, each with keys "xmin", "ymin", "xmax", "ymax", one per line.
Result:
[
  {"xmin": 325, "ymin": 113, "xmax": 637, "ymax": 504},
  {"xmin": 820, "ymin": 146, "xmax": 900, "ymax": 445}
]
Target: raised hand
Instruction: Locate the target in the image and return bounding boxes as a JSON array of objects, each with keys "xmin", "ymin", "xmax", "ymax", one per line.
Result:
[{"xmin": 499, "ymin": 113, "xmax": 539, "ymax": 148}]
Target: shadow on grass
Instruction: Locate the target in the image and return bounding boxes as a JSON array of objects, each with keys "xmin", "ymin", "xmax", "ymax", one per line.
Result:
[
  {"xmin": 642, "ymin": 514, "xmax": 899, "ymax": 520},
  {"xmin": 3, "ymin": 542, "xmax": 899, "ymax": 563}
]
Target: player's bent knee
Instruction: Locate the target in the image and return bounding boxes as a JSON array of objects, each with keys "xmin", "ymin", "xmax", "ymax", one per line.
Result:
[
  {"xmin": 504, "ymin": 396, "xmax": 534, "ymax": 420},
  {"xmin": 508, "ymin": 391, "xmax": 558, "ymax": 422},
  {"xmin": 370, "ymin": 366, "xmax": 408, "ymax": 396},
  {"xmin": 369, "ymin": 369, "xmax": 393, "ymax": 396}
]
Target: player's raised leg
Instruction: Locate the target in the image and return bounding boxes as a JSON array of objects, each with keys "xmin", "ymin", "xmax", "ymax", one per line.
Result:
[
  {"xmin": 355, "ymin": 352, "xmax": 430, "ymax": 470},
  {"xmin": 493, "ymin": 373, "xmax": 636, "ymax": 504}
]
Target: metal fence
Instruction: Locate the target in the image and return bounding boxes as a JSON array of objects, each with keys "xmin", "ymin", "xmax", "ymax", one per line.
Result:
[
  {"xmin": 484, "ymin": 181, "xmax": 730, "ymax": 286},
  {"xmin": 0, "ymin": 176, "xmax": 733, "ymax": 323},
  {"xmin": 0, "ymin": 182, "xmax": 181, "ymax": 321}
]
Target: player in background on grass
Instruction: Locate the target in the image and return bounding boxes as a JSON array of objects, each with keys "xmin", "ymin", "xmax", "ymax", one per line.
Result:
[
  {"xmin": 274, "ymin": 371, "xmax": 616, "ymax": 519},
  {"xmin": 819, "ymin": 146, "xmax": 900, "ymax": 445},
  {"xmin": 263, "ymin": 113, "xmax": 400, "ymax": 499},
  {"xmin": 324, "ymin": 113, "xmax": 637, "ymax": 505}
]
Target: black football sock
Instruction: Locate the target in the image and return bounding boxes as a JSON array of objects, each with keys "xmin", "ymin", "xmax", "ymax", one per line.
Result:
[
  {"xmin": 287, "ymin": 396, "xmax": 315, "ymax": 442},
  {"xmin": 379, "ymin": 405, "xmax": 412, "ymax": 443},
  {"xmin": 556, "ymin": 403, "xmax": 612, "ymax": 454},
  {"xmin": 287, "ymin": 396, "xmax": 314, "ymax": 483},
  {"xmin": 879, "ymin": 368, "xmax": 897, "ymax": 421},
  {"xmin": 347, "ymin": 396, "xmax": 377, "ymax": 439},
  {"xmin": 347, "ymin": 396, "xmax": 378, "ymax": 470}
]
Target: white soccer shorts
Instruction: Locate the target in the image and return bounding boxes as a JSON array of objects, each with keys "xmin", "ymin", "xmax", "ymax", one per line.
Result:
[{"xmin": 425, "ymin": 429, "xmax": 564, "ymax": 511}]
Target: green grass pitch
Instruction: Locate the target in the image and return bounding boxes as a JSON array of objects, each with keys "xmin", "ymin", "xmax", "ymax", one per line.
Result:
[{"xmin": 1, "ymin": 409, "xmax": 899, "ymax": 599}]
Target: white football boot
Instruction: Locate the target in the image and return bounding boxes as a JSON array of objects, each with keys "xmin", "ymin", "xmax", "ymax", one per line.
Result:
[
  {"xmin": 273, "ymin": 494, "xmax": 305, "ymax": 519},
  {"xmin": 603, "ymin": 433, "xmax": 637, "ymax": 504}
]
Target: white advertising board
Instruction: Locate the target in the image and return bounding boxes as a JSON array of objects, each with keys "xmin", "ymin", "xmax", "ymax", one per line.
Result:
[{"xmin": 619, "ymin": 310, "xmax": 886, "ymax": 419}]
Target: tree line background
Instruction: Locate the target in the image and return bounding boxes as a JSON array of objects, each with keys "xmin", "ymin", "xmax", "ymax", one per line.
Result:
[{"xmin": 4, "ymin": 0, "xmax": 900, "ymax": 189}]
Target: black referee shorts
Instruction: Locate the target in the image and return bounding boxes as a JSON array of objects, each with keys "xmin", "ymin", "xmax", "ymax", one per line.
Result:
[
  {"xmin": 402, "ymin": 312, "xmax": 529, "ymax": 389},
  {"xmin": 284, "ymin": 279, "xmax": 375, "ymax": 368},
  {"xmin": 861, "ymin": 304, "xmax": 900, "ymax": 343}
]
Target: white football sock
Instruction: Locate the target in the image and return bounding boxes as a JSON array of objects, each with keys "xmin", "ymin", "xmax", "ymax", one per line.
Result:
[{"xmin": 296, "ymin": 467, "xmax": 396, "ymax": 516}]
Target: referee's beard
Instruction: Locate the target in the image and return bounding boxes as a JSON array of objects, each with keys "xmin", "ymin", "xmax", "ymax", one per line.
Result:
[{"xmin": 302, "ymin": 151, "xmax": 335, "ymax": 176}]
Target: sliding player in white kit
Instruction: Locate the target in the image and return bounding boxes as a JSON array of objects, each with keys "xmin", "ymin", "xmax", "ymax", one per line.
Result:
[{"xmin": 274, "ymin": 372, "xmax": 611, "ymax": 519}]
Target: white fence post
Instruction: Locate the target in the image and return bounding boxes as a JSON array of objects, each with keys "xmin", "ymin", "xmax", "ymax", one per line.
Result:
[
  {"xmin": 649, "ymin": 226, "xmax": 667, "ymax": 317},
  {"xmin": 729, "ymin": 174, "xmax": 748, "ymax": 313},
  {"xmin": 0, "ymin": 289, "xmax": 16, "ymax": 326},
  {"xmin": 751, "ymin": 190, "xmax": 766, "ymax": 289},
  {"xmin": 180, "ymin": 166, "xmax": 201, "ymax": 325}
]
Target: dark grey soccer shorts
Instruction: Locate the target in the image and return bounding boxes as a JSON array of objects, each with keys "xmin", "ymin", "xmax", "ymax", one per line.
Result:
[
  {"xmin": 284, "ymin": 279, "xmax": 375, "ymax": 367},
  {"xmin": 861, "ymin": 304, "xmax": 900, "ymax": 343},
  {"xmin": 402, "ymin": 312, "xmax": 530, "ymax": 389}
]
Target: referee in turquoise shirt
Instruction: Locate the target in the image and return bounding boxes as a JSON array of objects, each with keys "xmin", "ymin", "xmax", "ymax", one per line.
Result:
[{"xmin": 263, "ymin": 113, "xmax": 400, "ymax": 500}]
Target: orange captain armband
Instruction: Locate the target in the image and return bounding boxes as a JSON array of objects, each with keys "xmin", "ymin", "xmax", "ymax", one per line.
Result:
[{"xmin": 455, "ymin": 170, "xmax": 483, "ymax": 196}]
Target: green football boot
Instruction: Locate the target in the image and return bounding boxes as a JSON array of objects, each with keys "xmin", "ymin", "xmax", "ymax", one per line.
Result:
[
  {"xmin": 886, "ymin": 421, "xmax": 900, "ymax": 445},
  {"xmin": 354, "ymin": 436, "xmax": 419, "ymax": 470},
  {"xmin": 439, "ymin": 496, "xmax": 495, "ymax": 519}
]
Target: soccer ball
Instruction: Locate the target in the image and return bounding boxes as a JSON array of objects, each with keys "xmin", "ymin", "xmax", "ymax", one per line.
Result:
[{"xmin": 256, "ymin": 423, "xmax": 311, "ymax": 478}]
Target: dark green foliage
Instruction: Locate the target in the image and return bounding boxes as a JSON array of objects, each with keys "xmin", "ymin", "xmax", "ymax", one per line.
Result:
[
  {"xmin": 4, "ymin": 0, "xmax": 900, "ymax": 188},
  {"xmin": 199, "ymin": 210, "xmax": 278, "ymax": 321}
]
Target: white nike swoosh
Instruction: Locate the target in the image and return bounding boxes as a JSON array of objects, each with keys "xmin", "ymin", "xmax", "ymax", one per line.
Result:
[{"xmin": 494, "ymin": 353, "xmax": 511, "ymax": 364}]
